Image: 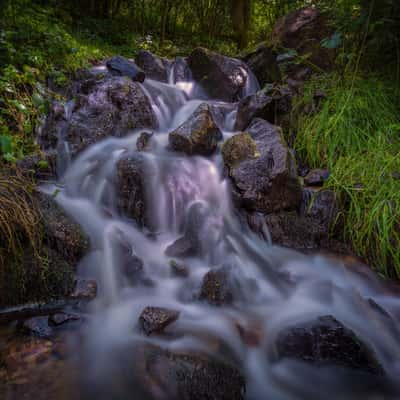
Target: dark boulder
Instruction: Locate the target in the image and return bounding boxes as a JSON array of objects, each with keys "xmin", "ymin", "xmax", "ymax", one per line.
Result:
[
  {"xmin": 270, "ymin": 8, "xmax": 335, "ymax": 71},
  {"xmin": 35, "ymin": 191, "xmax": 89, "ymax": 266},
  {"xmin": 139, "ymin": 306, "xmax": 180, "ymax": 335},
  {"xmin": 135, "ymin": 50, "xmax": 171, "ymax": 82},
  {"xmin": 242, "ymin": 44, "xmax": 282, "ymax": 87},
  {"xmin": 39, "ymin": 77, "xmax": 157, "ymax": 158},
  {"xmin": 169, "ymin": 103, "xmax": 222, "ymax": 156},
  {"xmin": 136, "ymin": 344, "xmax": 245, "ymax": 400},
  {"xmin": 106, "ymin": 56, "xmax": 145, "ymax": 82},
  {"xmin": 234, "ymin": 86, "xmax": 293, "ymax": 131},
  {"xmin": 199, "ymin": 268, "xmax": 234, "ymax": 306},
  {"xmin": 261, "ymin": 189, "xmax": 338, "ymax": 249},
  {"xmin": 187, "ymin": 47, "xmax": 250, "ymax": 102},
  {"xmin": 276, "ymin": 315, "xmax": 384, "ymax": 375},
  {"xmin": 165, "ymin": 235, "xmax": 198, "ymax": 258},
  {"xmin": 234, "ymin": 90, "xmax": 274, "ymax": 131},
  {"xmin": 136, "ymin": 131, "xmax": 154, "ymax": 152},
  {"xmin": 304, "ymin": 168, "xmax": 330, "ymax": 186},
  {"xmin": 116, "ymin": 155, "xmax": 147, "ymax": 226},
  {"xmin": 224, "ymin": 119, "xmax": 302, "ymax": 214}
]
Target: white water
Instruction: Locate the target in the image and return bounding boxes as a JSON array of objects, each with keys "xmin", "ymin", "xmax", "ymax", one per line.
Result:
[{"xmin": 43, "ymin": 62, "xmax": 400, "ymax": 399}]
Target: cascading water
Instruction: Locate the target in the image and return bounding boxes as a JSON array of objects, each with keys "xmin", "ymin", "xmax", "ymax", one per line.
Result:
[{"xmin": 41, "ymin": 63, "xmax": 400, "ymax": 400}]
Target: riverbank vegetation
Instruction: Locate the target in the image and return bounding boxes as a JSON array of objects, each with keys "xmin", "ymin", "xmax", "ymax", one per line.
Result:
[{"xmin": 1, "ymin": 0, "xmax": 399, "ymax": 278}]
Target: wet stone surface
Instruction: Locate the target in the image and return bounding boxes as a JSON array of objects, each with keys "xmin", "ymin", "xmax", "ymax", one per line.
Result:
[{"xmin": 139, "ymin": 306, "xmax": 180, "ymax": 335}]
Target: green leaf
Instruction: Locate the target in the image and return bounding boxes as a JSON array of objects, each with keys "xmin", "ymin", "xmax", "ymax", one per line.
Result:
[
  {"xmin": 3, "ymin": 153, "xmax": 16, "ymax": 163},
  {"xmin": 321, "ymin": 32, "xmax": 342, "ymax": 49},
  {"xmin": 0, "ymin": 134, "xmax": 13, "ymax": 154}
]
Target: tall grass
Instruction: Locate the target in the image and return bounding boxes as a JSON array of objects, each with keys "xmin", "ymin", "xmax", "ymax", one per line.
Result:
[{"xmin": 294, "ymin": 73, "xmax": 400, "ymax": 277}]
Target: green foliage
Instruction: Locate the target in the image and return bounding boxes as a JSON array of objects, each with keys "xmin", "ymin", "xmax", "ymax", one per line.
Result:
[{"xmin": 294, "ymin": 73, "xmax": 400, "ymax": 277}]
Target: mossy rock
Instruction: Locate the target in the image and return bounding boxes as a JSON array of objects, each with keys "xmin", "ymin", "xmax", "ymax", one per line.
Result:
[{"xmin": 222, "ymin": 132, "xmax": 258, "ymax": 168}]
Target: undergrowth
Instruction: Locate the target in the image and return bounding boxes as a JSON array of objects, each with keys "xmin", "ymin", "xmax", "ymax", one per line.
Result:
[{"xmin": 294, "ymin": 73, "xmax": 400, "ymax": 277}]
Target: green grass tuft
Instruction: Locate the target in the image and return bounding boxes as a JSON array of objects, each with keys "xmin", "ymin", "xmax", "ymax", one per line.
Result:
[{"xmin": 294, "ymin": 73, "xmax": 400, "ymax": 277}]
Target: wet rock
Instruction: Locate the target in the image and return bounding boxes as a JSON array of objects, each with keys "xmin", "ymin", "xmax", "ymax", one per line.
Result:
[
  {"xmin": 106, "ymin": 56, "xmax": 145, "ymax": 82},
  {"xmin": 270, "ymin": 8, "xmax": 335, "ymax": 72},
  {"xmin": 169, "ymin": 260, "xmax": 189, "ymax": 278},
  {"xmin": 48, "ymin": 312, "xmax": 80, "ymax": 327},
  {"xmin": 187, "ymin": 47, "xmax": 250, "ymax": 102},
  {"xmin": 35, "ymin": 191, "xmax": 89, "ymax": 266},
  {"xmin": 222, "ymin": 133, "xmax": 258, "ymax": 168},
  {"xmin": 135, "ymin": 50, "xmax": 171, "ymax": 82},
  {"xmin": 169, "ymin": 103, "xmax": 222, "ymax": 156},
  {"xmin": 137, "ymin": 344, "xmax": 245, "ymax": 400},
  {"xmin": 276, "ymin": 315, "xmax": 384, "ymax": 375},
  {"xmin": 40, "ymin": 77, "xmax": 157, "ymax": 157},
  {"xmin": 70, "ymin": 279, "xmax": 98, "ymax": 300},
  {"xmin": 139, "ymin": 306, "xmax": 180, "ymax": 335},
  {"xmin": 173, "ymin": 56, "xmax": 191, "ymax": 83},
  {"xmin": 199, "ymin": 268, "xmax": 233, "ymax": 306},
  {"xmin": 136, "ymin": 131, "xmax": 154, "ymax": 152},
  {"xmin": 242, "ymin": 43, "xmax": 282, "ymax": 87},
  {"xmin": 234, "ymin": 90, "xmax": 274, "ymax": 131},
  {"xmin": 304, "ymin": 168, "xmax": 330, "ymax": 186},
  {"xmin": 67, "ymin": 78, "xmax": 157, "ymax": 155},
  {"xmin": 165, "ymin": 236, "xmax": 197, "ymax": 258},
  {"xmin": 263, "ymin": 189, "xmax": 338, "ymax": 249},
  {"xmin": 116, "ymin": 155, "xmax": 147, "ymax": 226},
  {"xmin": 224, "ymin": 119, "xmax": 302, "ymax": 214},
  {"xmin": 17, "ymin": 317, "xmax": 53, "ymax": 338}
]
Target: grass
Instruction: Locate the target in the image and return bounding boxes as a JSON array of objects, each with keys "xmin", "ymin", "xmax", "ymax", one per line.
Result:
[{"xmin": 294, "ymin": 72, "xmax": 400, "ymax": 278}]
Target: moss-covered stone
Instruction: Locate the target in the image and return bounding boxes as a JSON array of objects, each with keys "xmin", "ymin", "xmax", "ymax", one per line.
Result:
[{"xmin": 222, "ymin": 132, "xmax": 258, "ymax": 168}]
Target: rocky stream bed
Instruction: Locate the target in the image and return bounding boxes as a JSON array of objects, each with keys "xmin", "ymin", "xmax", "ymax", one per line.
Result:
[{"xmin": 1, "ymin": 9, "xmax": 400, "ymax": 400}]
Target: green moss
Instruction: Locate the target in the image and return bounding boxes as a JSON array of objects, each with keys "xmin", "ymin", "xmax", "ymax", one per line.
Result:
[
  {"xmin": 222, "ymin": 132, "xmax": 258, "ymax": 168},
  {"xmin": 294, "ymin": 72, "xmax": 400, "ymax": 277}
]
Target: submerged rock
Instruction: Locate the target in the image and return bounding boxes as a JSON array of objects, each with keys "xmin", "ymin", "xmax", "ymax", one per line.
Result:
[
  {"xmin": 106, "ymin": 56, "xmax": 145, "ymax": 82},
  {"xmin": 136, "ymin": 131, "xmax": 154, "ymax": 152},
  {"xmin": 165, "ymin": 236, "xmax": 198, "ymax": 258},
  {"xmin": 139, "ymin": 306, "xmax": 180, "ymax": 335},
  {"xmin": 169, "ymin": 260, "xmax": 189, "ymax": 278},
  {"xmin": 187, "ymin": 47, "xmax": 250, "ymax": 102},
  {"xmin": 242, "ymin": 43, "xmax": 282, "ymax": 87},
  {"xmin": 136, "ymin": 344, "xmax": 245, "ymax": 400},
  {"xmin": 169, "ymin": 103, "xmax": 222, "ymax": 156},
  {"xmin": 17, "ymin": 317, "xmax": 53, "ymax": 338},
  {"xmin": 199, "ymin": 268, "xmax": 234, "ymax": 306},
  {"xmin": 224, "ymin": 119, "xmax": 302, "ymax": 214},
  {"xmin": 276, "ymin": 315, "xmax": 384, "ymax": 375},
  {"xmin": 135, "ymin": 50, "xmax": 171, "ymax": 82}
]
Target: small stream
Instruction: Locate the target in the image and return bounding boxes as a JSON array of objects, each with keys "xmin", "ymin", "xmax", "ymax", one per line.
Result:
[{"xmin": 25, "ymin": 61, "xmax": 400, "ymax": 399}]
